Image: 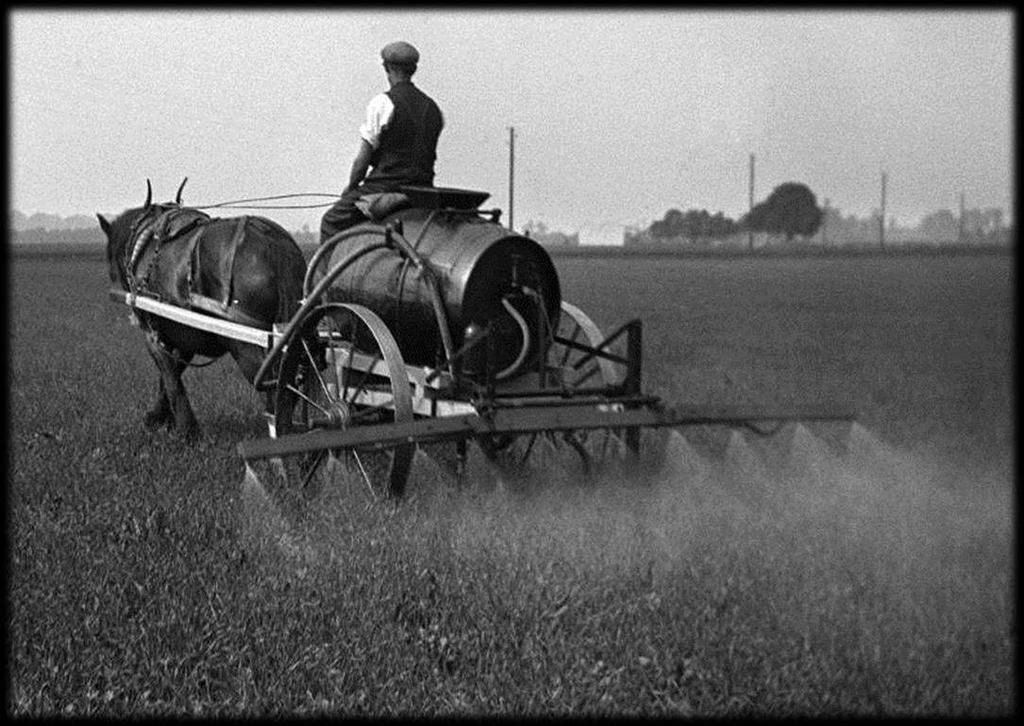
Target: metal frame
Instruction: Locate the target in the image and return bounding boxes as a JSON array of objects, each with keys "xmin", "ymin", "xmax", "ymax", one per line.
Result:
[
  {"xmin": 237, "ymin": 401, "xmax": 854, "ymax": 460},
  {"xmin": 109, "ymin": 289, "xmax": 274, "ymax": 348},
  {"xmin": 110, "ymin": 282, "xmax": 668, "ymax": 455}
]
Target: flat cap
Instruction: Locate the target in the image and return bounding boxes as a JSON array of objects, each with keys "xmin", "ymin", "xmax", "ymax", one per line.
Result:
[{"xmin": 381, "ymin": 41, "xmax": 420, "ymax": 66}]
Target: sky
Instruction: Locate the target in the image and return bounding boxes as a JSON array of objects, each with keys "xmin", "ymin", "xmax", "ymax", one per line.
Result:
[{"xmin": 9, "ymin": 8, "xmax": 1015, "ymax": 244}]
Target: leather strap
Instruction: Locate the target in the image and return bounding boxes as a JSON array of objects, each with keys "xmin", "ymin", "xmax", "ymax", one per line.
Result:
[{"xmin": 221, "ymin": 216, "xmax": 248, "ymax": 307}]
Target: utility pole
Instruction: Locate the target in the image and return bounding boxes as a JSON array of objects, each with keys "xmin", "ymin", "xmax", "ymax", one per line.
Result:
[
  {"xmin": 959, "ymin": 191, "xmax": 966, "ymax": 244},
  {"xmin": 748, "ymin": 153, "xmax": 755, "ymax": 250},
  {"xmin": 879, "ymin": 171, "xmax": 887, "ymax": 250},
  {"xmin": 822, "ymin": 198, "xmax": 830, "ymax": 247},
  {"xmin": 508, "ymin": 126, "xmax": 516, "ymax": 232}
]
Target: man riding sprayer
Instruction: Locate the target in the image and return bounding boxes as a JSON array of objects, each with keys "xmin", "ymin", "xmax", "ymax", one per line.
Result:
[{"xmin": 320, "ymin": 41, "xmax": 445, "ymax": 244}]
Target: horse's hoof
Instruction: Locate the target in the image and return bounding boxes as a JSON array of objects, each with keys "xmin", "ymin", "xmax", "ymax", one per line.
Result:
[
  {"xmin": 144, "ymin": 410, "xmax": 172, "ymax": 430},
  {"xmin": 177, "ymin": 424, "xmax": 201, "ymax": 443}
]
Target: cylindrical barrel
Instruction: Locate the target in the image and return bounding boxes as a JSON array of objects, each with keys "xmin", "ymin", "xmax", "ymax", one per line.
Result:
[{"xmin": 314, "ymin": 208, "xmax": 561, "ymax": 378}]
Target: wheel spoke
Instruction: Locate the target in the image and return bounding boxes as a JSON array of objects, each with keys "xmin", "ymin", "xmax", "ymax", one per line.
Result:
[
  {"xmin": 285, "ymin": 383, "xmax": 332, "ymax": 417},
  {"xmin": 546, "ymin": 303, "xmax": 631, "ymax": 475},
  {"xmin": 275, "ymin": 303, "xmax": 414, "ymax": 500},
  {"xmin": 572, "ymin": 364, "xmax": 601, "ymax": 388},
  {"xmin": 299, "ymin": 450, "xmax": 327, "ymax": 490},
  {"xmin": 344, "ymin": 352, "xmax": 381, "ymax": 406},
  {"xmin": 517, "ymin": 433, "xmax": 539, "ymax": 466},
  {"xmin": 559, "ymin": 321, "xmax": 582, "ymax": 367},
  {"xmin": 302, "ymin": 337, "xmax": 334, "ymax": 402},
  {"xmin": 351, "ymin": 451, "xmax": 376, "ymax": 498}
]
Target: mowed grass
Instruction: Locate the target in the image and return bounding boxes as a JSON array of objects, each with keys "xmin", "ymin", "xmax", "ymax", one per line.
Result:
[{"xmin": 8, "ymin": 251, "xmax": 1014, "ymax": 716}]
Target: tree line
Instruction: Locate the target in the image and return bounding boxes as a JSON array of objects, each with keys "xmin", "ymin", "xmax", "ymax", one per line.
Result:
[
  {"xmin": 626, "ymin": 182, "xmax": 1013, "ymax": 247},
  {"xmin": 10, "ymin": 210, "xmax": 97, "ymax": 232},
  {"xmin": 10, "ymin": 188, "xmax": 1013, "ymax": 248}
]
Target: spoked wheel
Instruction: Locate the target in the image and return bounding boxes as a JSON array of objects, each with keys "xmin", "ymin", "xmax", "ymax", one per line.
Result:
[
  {"xmin": 551, "ymin": 301, "xmax": 626, "ymax": 392},
  {"xmin": 273, "ymin": 303, "xmax": 415, "ymax": 500},
  {"xmin": 478, "ymin": 301, "xmax": 631, "ymax": 478}
]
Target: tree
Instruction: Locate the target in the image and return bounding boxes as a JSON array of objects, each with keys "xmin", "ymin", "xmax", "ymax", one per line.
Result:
[
  {"xmin": 917, "ymin": 209, "xmax": 958, "ymax": 242},
  {"xmin": 707, "ymin": 211, "xmax": 738, "ymax": 239},
  {"xmin": 649, "ymin": 208, "xmax": 685, "ymax": 239},
  {"xmin": 744, "ymin": 182, "xmax": 823, "ymax": 242},
  {"xmin": 648, "ymin": 207, "xmax": 739, "ymax": 243}
]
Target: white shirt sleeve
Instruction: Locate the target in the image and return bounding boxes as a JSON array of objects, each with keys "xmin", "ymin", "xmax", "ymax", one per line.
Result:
[{"xmin": 359, "ymin": 93, "xmax": 395, "ymax": 149}]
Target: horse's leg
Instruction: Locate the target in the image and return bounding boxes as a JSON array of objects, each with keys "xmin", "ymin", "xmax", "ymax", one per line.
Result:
[
  {"xmin": 142, "ymin": 328, "xmax": 175, "ymax": 430},
  {"xmin": 166, "ymin": 357, "xmax": 199, "ymax": 440},
  {"xmin": 144, "ymin": 374, "xmax": 173, "ymax": 430},
  {"xmin": 145, "ymin": 331, "xmax": 200, "ymax": 440},
  {"xmin": 231, "ymin": 342, "xmax": 276, "ymax": 424}
]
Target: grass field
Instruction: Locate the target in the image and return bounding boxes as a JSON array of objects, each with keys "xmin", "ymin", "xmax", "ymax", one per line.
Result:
[{"xmin": 8, "ymin": 249, "xmax": 1014, "ymax": 716}]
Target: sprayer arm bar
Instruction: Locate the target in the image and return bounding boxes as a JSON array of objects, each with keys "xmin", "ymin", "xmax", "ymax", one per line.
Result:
[{"xmin": 237, "ymin": 402, "xmax": 857, "ymax": 460}]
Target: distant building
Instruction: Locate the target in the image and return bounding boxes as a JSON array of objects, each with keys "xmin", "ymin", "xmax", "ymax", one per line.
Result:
[
  {"xmin": 521, "ymin": 220, "xmax": 579, "ymax": 247},
  {"xmin": 577, "ymin": 224, "xmax": 624, "ymax": 247},
  {"xmin": 528, "ymin": 230, "xmax": 579, "ymax": 246}
]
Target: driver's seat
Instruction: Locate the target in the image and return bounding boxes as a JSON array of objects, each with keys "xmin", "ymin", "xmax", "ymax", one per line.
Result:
[{"xmin": 355, "ymin": 185, "xmax": 490, "ymax": 222}]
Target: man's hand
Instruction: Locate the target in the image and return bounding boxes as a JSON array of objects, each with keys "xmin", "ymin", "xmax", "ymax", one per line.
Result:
[{"xmin": 347, "ymin": 139, "xmax": 375, "ymax": 192}]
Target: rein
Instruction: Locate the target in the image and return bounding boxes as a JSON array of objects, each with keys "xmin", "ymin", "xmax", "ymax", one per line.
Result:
[{"xmin": 190, "ymin": 192, "xmax": 342, "ymax": 211}]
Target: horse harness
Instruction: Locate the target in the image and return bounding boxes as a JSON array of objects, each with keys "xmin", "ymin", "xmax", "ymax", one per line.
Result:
[
  {"xmin": 125, "ymin": 206, "xmax": 250, "ymax": 316},
  {"xmin": 125, "ymin": 206, "xmax": 251, "ymax": 367}
]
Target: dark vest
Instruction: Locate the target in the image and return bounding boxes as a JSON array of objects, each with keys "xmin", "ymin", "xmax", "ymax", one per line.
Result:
[{"xmin": 366, "ymin": 81, "xmax": 444, "ymax": 186}]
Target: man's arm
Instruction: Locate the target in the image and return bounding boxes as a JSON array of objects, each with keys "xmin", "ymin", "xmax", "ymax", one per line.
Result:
[{"xmin": 344, "ymin": 139, "xmax": 375, "ymax": 193}]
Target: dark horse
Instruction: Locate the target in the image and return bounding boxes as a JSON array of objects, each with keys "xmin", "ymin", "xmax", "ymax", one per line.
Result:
[{"xmin": 99, "ymin": 180, "xmax": 307, "ymax": 439}]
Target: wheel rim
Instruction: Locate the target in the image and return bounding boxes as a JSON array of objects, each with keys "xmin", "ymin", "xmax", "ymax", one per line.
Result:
[
  {"xmin": 480, "ymin": 301, "xmax": 629, "ymax": 476},
  {"xmin": 274, "ymin": 303, "xmax": 415, "ymax": 499},
  {"xmin": 553, "ymin": 301, "xmax": 625, "ymax": 390},
  {"xmin": 557, "ymin": 302, "xmax": 635, "ymax": 466}
]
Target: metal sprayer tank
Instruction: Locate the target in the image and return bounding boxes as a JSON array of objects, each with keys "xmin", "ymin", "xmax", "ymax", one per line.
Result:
[{"xmin": 311, "ymin": 205, "xmax": 561, "ymax": 379}]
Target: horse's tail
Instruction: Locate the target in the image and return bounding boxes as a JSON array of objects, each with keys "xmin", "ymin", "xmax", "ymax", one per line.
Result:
[
  {"xmin": 184, "ymin": 215, "xmax": 305, "ymax": 330},
  {"xmin": 250, "ymin": 217, "xmax": 306, "ymax": 324},
  {"xmin": 275, "ymin": 248, "xmax": 305, "ymax": 323}
]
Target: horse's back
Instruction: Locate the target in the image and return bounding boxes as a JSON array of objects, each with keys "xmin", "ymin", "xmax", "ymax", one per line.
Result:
[
  {"xmin": 136, "ymin": 211, "xmax": 305, "ymax": 329},
  {"xmin": 197, "ymin": 215, "xmax": 307, "ymax": 325}
]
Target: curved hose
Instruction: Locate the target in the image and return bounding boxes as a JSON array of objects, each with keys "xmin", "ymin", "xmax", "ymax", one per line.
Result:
[
  {"xmin": 258, "ymin": 214, "xmax": 458, "ymax": 389},
  {"xmin": 423, "ymin": 273, "xmax": 457, "ymax": 378},
  {"xmin": 383, "ymin": 213, "xmax": 459, "ymax": 379},
  {"xmin": 310, "ymin": 217, "xmax": 456, "ymax": 378},
  {"xmin": 495, "ymin": 297, "xmax": 532, "ymax": 380},
  {"xmin": 304, "ymin": 225, "xmax": 387, "ymax": 296},
  {"xmin": 252, "ymin": 241, "xmax": 390, "ymax": 390}
]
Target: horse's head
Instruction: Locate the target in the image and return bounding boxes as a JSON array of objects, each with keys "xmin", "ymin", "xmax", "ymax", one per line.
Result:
[{"xmin": 98, "ymin": 178, "xmax": 188, "ymax": 288}]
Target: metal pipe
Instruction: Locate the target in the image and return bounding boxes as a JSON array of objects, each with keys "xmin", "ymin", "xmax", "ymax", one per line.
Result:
[
  {"xmin": 384, "ymin": 214, "xmax": 458, "ymax": 377},
  {"xmin": 304, "ymin": 225, "xmax": 387, "ymax": 296},
  {"xmin": 259, "ymin": 212, "xmax": 460, "ymax": 392},
  {"xmin": 238, "ymin": 403, "xmax": 857, "ymax": 461},
  {"xmin": 402, "ymin": 256, "xmax": 456, "ymax": 377},
  {"xmin": 252, "ymin": 241, "xmax": 390, "ymax": 391}
]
